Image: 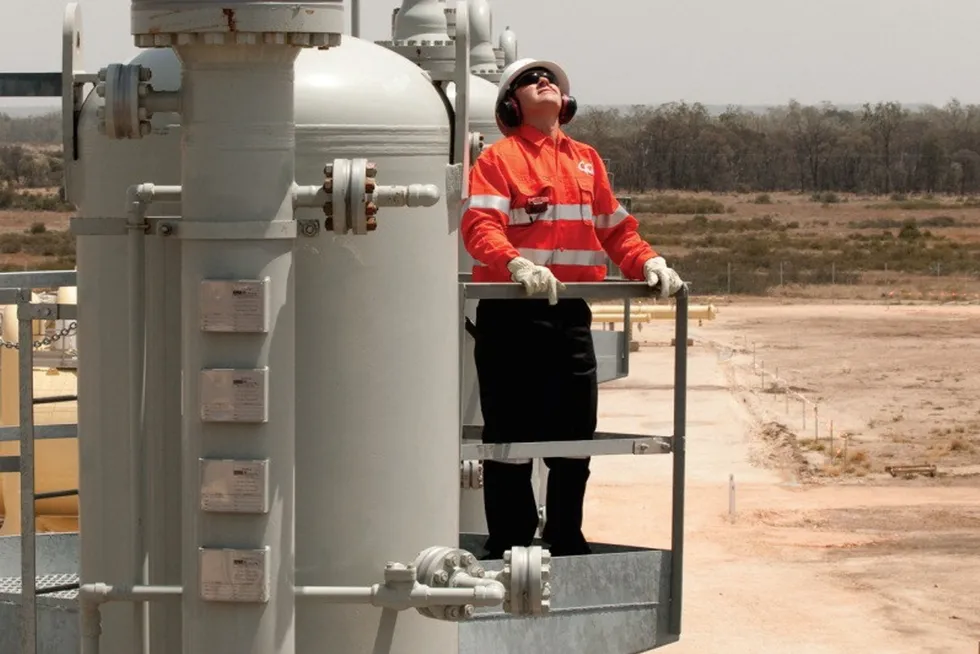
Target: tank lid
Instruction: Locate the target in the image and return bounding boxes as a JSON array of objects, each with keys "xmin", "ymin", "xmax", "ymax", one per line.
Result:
[{"xmin": 377, "ymin": 0, "xmax": 455, "ymax": 80}]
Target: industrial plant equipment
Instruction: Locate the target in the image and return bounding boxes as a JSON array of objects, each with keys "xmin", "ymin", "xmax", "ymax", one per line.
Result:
[{"xmin": 0, "ymin": 2, "xmax": 688, "ymax": 653}]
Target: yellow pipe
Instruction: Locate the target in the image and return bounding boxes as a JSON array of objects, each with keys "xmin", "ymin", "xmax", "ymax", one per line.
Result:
[
  {"xmin": 590, "ymin": 304, "xmax": 718, "ymax": 322},
  {"xmin": 0, "ymin": 288, "xmax": 79, "ymax": 535}
]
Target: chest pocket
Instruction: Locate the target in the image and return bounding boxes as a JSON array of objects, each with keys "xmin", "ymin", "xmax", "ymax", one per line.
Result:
[
  {"xmin": 508, "ymin": 176, "xmax": 554, "ymax": 227},
  {"xmin": 576, "ymin": 175, "xmax": 596, "ymax": 224}
]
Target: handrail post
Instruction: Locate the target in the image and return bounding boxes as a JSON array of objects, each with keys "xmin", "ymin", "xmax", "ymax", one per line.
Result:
[
  {"xmin": 18, "ymin": 288, "xmax": 38, "ymax": 654},
  {"xmin": 669, "ymin": 285, "xmax": 689, "ymax": 636}
]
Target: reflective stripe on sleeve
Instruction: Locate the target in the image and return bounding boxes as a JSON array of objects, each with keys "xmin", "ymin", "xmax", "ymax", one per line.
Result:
[
  {"xmin": 463, "ymin": 194, "xmax": 511, "ymax": 214},
  {"xmin": 509, "ymin": 203, "xmax": 593, "ymax": 225},
  {"xmin": 476, "ymin": 248, "xmax": 608, "ymax": 267},
  {"xmin": 595, "ymin": 203, "xmax": 630, "ymax": 230}
]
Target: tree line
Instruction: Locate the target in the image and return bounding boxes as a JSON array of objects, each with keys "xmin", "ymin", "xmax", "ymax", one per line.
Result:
[
  {"xmin": 8, "ymin": 101, "xmax": 980, "ymax": 196},
  {"xmin": 566, "ymin": 99, "xmax": 980, "ymax": 196}
]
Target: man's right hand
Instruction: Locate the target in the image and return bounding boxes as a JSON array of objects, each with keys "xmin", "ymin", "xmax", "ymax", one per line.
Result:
[{"xmin": 507, "ymin": 256, "xmax": 566, "ymax": 305}]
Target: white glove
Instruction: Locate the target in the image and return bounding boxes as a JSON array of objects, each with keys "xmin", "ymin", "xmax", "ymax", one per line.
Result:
[
  {"xmin": 643, "ymin": 256, "xmax": 685, "ymax": 299},
  {"xmin": 507, "ymin": 256, "xmax": 566, "ymax": 305}
]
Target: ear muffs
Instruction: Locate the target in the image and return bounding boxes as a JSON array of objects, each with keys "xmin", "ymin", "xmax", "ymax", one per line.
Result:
[
  {"xmin": 496, "ymin": 96, "xmax": 522, "ymax": 129},
  {"xmin": 559, "ymin": 95, "xmax": 577, "ymax": 125},
  {"xmin": 495, "ymin": 93, "xmax": 579, "ymax": 130}
]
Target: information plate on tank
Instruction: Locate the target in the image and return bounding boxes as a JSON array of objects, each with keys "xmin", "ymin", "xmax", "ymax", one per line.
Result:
[
  {"xmin": 199, "ymin": 547, "xmax": 270, "ymax": 603},
  {"xmin": 199, "ymin": 278, "xmax": 270, "ymax": 333},
  {"xmin": 199, "ymin": 368, "xmax": 268, "ymax": 423},
  {"xmin": 199, "ymin": 458, "xmax": 270, "ymax": 514}
]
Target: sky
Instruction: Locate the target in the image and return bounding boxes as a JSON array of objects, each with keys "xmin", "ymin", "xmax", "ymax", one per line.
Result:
[{"xmin": 2, "ymin": 0, "xmax": 979, "ymax": 112}]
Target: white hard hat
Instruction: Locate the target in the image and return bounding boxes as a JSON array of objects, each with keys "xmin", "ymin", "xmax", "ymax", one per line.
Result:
[{"xmin": 495, "ymin": 57, "xmax": 571, "ymax": 110}]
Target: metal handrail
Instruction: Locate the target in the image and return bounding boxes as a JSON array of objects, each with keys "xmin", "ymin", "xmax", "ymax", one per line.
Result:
[
  {"xmin": 460, "ymin": 280, "xmax": 688, "ymax": 637},
  {"xmin": 1, "ymin": 271, "xmax": 688, "ymax": 645},
  {"xmin": 0, "ymin": 269, "xmax": 77, "ymax": 654}
]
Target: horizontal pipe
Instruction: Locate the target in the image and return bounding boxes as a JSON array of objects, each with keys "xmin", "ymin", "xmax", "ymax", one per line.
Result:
[
  {"xmin": 372, "ymin": 184, "xmax": 440, "ymax": 207},
  {"xmin": 143, "ymin": 91, "xmax": 180, "ymax": 115},
  {"xmin": 79, "ymin": 584, "xmax": 182, "ymax": 604},
  {"xmin": 128, "ymin": 184, "xmax": 182, "ymax": 206},
  {"xmin": 80, "ymin": 581, "xmax": 504, "ymax": 609},
  {"xmin": 291, "ymin": 184, "xmax": 441, "ymax": 209},
  {"xmin": 295, "ymin": 581, "xmax": 505, "ymax": 609},
  {"xmin": 292, "ymin": 184, "xmax": 328, "ymax": 208}
]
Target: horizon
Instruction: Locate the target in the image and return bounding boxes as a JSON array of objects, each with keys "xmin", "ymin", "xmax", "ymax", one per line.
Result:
[{"xmin": 0, "ymin": 100, "xmax": 950, "ymax": 120}]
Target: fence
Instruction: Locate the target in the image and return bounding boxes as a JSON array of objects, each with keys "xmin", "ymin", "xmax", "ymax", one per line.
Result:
[{"xmin": 671, "ymin": 258, "xmax": 980, "ymax": 301}]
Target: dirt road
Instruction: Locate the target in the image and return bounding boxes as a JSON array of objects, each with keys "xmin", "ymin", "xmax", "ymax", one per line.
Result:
[{"xmin": 585, "ymin": 315, "xmax": 979, "ymax": 653}]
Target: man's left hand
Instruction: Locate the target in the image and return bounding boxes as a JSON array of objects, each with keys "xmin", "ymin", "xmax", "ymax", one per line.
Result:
[{"xmin": 643, "ymin": 256, "xmax": 685, "ymax": 298}]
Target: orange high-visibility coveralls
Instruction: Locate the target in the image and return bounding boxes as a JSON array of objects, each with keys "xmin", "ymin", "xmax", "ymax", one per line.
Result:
[{"xmin": 460, "ymin": 125, "xmax": 658, "ymax": 559}]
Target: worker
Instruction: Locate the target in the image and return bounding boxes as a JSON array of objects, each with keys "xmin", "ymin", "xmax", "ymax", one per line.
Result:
[{"xmin": 461, "ymin": 57, "xmax": 686, "ymax": 559}]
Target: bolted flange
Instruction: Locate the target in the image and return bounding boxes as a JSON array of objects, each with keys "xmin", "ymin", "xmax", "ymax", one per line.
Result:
[
  {"xmin": 460, "ymin": 460, "xmax": 483, "ymax": 489},
  {"xmin": 413, "ymin": 546, "xmax": 490, "ymax": 622},
  {"xmin": 500, "ymin": 546, "xmax": 551, "ymax": 616},
  {"xmin": 97, "ymin": 63, "xmax": 153, "ymax": 140}
]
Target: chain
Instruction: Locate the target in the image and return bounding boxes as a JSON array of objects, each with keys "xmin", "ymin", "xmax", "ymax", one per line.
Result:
[{"xmin": 0, "ymin": 321, "xmax": 77, "ymax": 350}]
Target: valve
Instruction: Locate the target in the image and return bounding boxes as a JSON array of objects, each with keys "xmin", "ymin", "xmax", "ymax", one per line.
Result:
[
  {"xmin": 96, "ymin": 63, "xmax": 153, "ymax": 139},
  {"xmin": 413, "ymin": 546, "xmax": 497, "ymax": 622},
  {"xmin": 322, "ymin": 159, "xmax": 442, "ymax": 235}
]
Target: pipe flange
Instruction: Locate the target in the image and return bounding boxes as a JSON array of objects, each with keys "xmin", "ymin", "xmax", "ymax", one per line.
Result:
[
  {"xmin": 500, "ymin": 546, "xmax": 551, "ymax": 616},
  {"xmin": 327, "ymin": 158, "xmax": 351, "ymax": 235},
  {"xmin": 460, "ymin": 460, "xmax": 483, "ymax": 489},
  {"xmin": 413, "ymin": 546, "xmax": 486, "ymax": 621},
  {"xmin": 469, "ymin": 132, "xmax": 486, "ymax": 163},
  {"xmin": 349, "ymin": 158, "xmax": 369, "ymax": 235},
  {"xmin": 96, "ymin": 63, "xmax": 151, "ymax": 139}
]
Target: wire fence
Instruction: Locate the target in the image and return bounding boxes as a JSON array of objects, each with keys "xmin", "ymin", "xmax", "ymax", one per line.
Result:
[
  {"xmin": 647, "ymin": 260, "xmax": 980, "ymax": 302},
  {"xmin": 700, "ymin": 332, "xmax": 858, "ymax": 470}
]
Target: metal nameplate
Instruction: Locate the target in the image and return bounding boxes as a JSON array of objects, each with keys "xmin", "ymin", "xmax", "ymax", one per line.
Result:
[
  {"xmin": 199, "ymin": 278, "xmax": 271, "ymax": 333},
  {"xmin": 199, "ymin": 458, "xmax": 270, "ymax": 514},
  {"xmin": 199, "ymin": 547, "xmax": 270, "ymax": 603},
  {"xmin": 199, "ymin": 368, "xmax": 269, "ymax": 423}
]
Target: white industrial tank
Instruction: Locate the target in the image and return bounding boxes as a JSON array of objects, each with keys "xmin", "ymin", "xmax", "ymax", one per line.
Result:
[
  {"xmin": 74, "ymin": 37, "xmax": 459, "ymax": 654},
  {"xmin": 292, "ymin": 37, "xmax": 459, "ymax": 653},
  {"xmin": 74, "ymin": 45, "xmax": 183, "ymax": 654},
  {"xmin": 443, "ymin": 75, "xmax": 500, "ymax": 149}
]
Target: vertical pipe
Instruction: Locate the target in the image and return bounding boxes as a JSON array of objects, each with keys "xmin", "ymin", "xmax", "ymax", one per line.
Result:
[
  {"xmin": 350, "ymin": 0, "xmax": 360, "ymax": 37},
  {"xmin": 126, "ymin": 190, "xmax": 148, "ymax": 654},
  {"xmin": 669, "ymin": 287, "xmax": 688, "ymax": 636},
  {"xmin": 18, "ymin": 290, "xmax": 37, "ymax": 654},
  {"xmin": 145, "ymin": 223, "xmax": 183, "ymax": 654},
  {"xmin": 175, "ymin": 43, "xmax": 298, "ymax": 654}
]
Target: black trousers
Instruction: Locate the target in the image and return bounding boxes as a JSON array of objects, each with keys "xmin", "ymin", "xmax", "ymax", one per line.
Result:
[{"xmin": 472, "ymin": 297, "xmax": 598, "ymax": 557}]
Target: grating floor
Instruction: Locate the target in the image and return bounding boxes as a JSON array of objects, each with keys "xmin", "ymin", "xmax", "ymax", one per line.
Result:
[{"xmin": 0, "ymin": 573, "xmax": 79, "ymax": 600}]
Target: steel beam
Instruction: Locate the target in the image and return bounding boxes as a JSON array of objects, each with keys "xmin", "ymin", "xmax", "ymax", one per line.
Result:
[{"xmin": 0, "ymin": 73, "xmax": 61, "ymax": 98}]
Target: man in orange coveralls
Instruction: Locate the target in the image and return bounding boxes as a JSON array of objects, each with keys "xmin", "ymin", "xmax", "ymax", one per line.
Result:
[{"xmin": 461, "ymin": 57, "xmax": 686, "ymax": 559}]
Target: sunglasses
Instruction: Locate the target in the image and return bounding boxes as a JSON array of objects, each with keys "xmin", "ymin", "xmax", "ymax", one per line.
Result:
[{"xmin": 513, "ymin": 69, "xmax": 557, "ymax": 90}]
